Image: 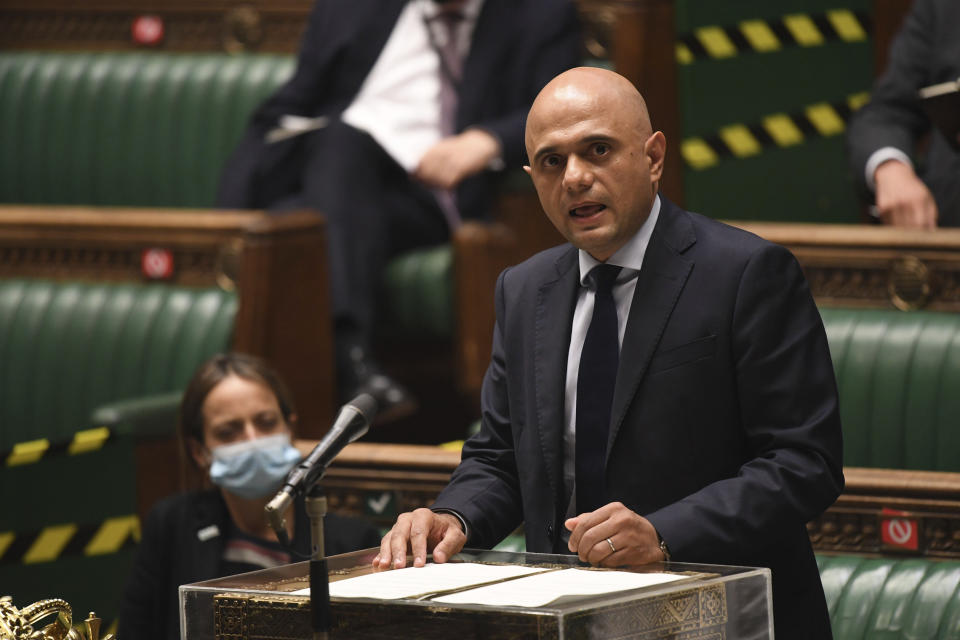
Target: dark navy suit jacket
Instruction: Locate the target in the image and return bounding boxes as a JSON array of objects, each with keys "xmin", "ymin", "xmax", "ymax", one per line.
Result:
[
  {"xmin": 217, "ymin": 0, "xmax": 581, "ymax": 220},
  {"xmin": 433, "ymin": 198, "xmax": 845, "ymax": 638}
]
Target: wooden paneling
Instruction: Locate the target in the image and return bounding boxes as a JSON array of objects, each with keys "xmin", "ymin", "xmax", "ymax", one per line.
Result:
[
  {"xmin": 0, "ymin": 205, "xmax": 335, "ymax": 435},
  {"xmin": 322, "ymin": 442, "xmax": 960, "ymax": 559},
  {"xmin": 734, "ymin": 222, "xmax": 960, "ymax": 311}
]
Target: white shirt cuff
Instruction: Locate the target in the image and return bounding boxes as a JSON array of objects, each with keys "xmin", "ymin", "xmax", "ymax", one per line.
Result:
[{"xmin": 865, "ymin": 147, "xmax": 913, "ymax": 192}]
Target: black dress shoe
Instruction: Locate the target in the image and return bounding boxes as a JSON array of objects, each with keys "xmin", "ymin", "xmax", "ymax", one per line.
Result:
[{"xmin": 339, "ymin": 346, "xmax": 418, "ymax": 424}]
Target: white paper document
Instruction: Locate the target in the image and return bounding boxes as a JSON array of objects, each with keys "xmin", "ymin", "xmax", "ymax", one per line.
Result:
[
  {"xmin": 295, "ymin": 563, "xmax": 687, "ymax": 608},
  {"xmin": 294, "ymin": 562, "xmax": 548, "ymax": 600},
  {"xmin": 433, "ymin": 567, "xmax": 687, "ymax": 608}
]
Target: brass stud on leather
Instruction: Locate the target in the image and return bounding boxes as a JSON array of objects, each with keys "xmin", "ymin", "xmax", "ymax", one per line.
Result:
[{"xmin": 888, "ymin": 255, "xmax": 931, "ymax": 311}]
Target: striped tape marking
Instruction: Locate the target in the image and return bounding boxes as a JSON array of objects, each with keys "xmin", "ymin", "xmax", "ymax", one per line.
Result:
[
  {"xmin": 678, "ymin": 9, "xmax": 869, "ymax": 63},
  {"xmin": 4, "ymin": 428, "xmax": 113, "ymax": 466},
  {"xmin": 24, "ymin": 524, "xmax": 78, "ymax": 564},
  {"xmin": 68, "ymin": 427, "xmax": 111, "ymax": 455},
  {"xmin": 0, "ymin": 517, "xmax": 139, "ymax": 565},
  {"xmin": 7, "ymin": 439, "xmax": 50, "ymax": 466},
  {"xmin": 682, "ymin": 93, "xmax": 866, "ymax": 170}
]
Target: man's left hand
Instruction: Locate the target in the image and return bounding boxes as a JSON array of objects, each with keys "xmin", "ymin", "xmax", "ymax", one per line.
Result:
[
  {"xmin": 413, "ymin": 129, "xmax": 501, "ymax": 190},
  {"xmin": 565, "ymin": 502, "xmax": 665, "ymax": 567}
]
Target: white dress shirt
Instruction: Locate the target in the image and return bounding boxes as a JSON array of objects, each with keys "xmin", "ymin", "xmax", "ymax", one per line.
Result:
[
  {"xmin": 341, "ymin": 0, "xmax": 484, "ymax": 172},
  {"xmin": 561, "ymin": 195, "xmax": 662, "ymax": 522}
]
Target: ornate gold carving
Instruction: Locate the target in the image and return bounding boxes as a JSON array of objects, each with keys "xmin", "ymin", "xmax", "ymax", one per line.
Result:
[
  {"xmin": 888, "ymin": 255, "xmax": 932, "ymax": 311},
  {"xmin": 223, "ymin": 6, "xmax": 263, "ymax": 53},
  {"xmin": 577, "ymin": 4, "xmax": 616, "ymax": 60},
  {"xmin": 215, "ymin": 240, "xmax": 243, "ymax": 291},
  {"xmin": 0, "ymin": 598, "xmax": 113, "ymax": 640}
]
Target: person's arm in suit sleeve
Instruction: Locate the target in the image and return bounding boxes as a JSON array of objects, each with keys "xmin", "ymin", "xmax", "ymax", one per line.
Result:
[
  {"xmin": 846, "ymin": 0, "xmax": 938, "ymax": 227},
  {"xmin": 645, "ymin": 243, "xmax": 844, "ymax": 563},
  {"xmin": 431, "ymin": 267, "xmax": 525, "ymax": 548}
]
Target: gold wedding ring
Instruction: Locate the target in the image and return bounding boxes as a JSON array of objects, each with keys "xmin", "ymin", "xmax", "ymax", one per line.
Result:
[{"xmin": 606, "ymin": 537, "xmax": 616, "ymax": 553}]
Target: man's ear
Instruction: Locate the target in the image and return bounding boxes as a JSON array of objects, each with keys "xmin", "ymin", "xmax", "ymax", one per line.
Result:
[
  {"xmin": 523, "ymin": 165, "xmax": 532, "ymax": 176},
  {"xmin": 644, "ymin": 131, "xmax": 666, "ymax": 184}
]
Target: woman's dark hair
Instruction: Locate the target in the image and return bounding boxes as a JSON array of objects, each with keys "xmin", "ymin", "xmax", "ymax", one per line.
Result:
[{"xmin": 178, "ymin": 352, "xmax": 297, "ymax": 454}]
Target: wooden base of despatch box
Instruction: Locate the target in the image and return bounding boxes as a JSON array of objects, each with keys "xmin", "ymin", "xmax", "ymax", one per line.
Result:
[{"xmin": 213, "ymin": 581, "xmax": 730, "ymax": 640}]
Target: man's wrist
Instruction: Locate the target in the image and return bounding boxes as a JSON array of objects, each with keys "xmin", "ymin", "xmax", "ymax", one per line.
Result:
[
  {"xmin": 431, "ymin": 508, "xmax": 469, "ymax": 538},
  {"xmin": 865, "ymin": 146, "xmax": 912, "ymax": 191}
]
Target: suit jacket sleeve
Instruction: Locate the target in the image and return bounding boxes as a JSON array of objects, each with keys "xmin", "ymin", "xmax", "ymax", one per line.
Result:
[
  {"xmin": 432, "ymin": 268, "xmax": 525, "ymax": 546},
  {"xmin": 846, "ymin": 0, "xmax": 937, "ymax": 194},
  {"xmin": 645, "ymin": 243, "xmax": 844, "ymax": 562}
]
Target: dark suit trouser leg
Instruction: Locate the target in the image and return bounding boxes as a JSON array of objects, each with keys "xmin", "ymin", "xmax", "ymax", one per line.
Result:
[{"xmin": 231, "ymin": 121, "xmax": 450, "ymax": 359}]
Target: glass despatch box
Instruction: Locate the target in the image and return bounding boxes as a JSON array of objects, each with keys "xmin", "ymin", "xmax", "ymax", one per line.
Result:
[{"xmin": 180, "ymin": 548, "xmax": 773, "ymax": 639}]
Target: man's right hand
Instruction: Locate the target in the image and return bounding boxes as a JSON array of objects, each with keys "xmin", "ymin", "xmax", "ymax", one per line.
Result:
[
  {"xmin": 873, "ymin": 160, "xmax": 938, "ymax": 229},
  {"xmin": 373, "ymin": 508, "xmax": 467, "ymax": 571}
]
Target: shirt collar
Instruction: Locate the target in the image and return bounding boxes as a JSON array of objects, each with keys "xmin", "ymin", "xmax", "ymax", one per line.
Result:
[{"xmin": 578, "ymin": 194, "xmax": 661, "ymax": 286}]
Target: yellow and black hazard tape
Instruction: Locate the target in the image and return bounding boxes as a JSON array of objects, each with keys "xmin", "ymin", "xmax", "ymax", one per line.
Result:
[
  {"xmin": 676, "ymin": 9, "xmax": 870, "ymax": 64},
  {"xmin": 3, "ymin": 427, "xmax": 114, "ymax": 467},
  {"xmin": 681, "ymin": 92, "xmax": 870, "ymax": 170},
  {"xmin": 0, "ymin": 515, "xmax": 140, "ymax": 565}
]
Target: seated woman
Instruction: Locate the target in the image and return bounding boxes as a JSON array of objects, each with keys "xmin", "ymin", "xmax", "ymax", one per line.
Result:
[{"xmin": 119, "ymin": 352, "xmax": 381, "ymax": 640}]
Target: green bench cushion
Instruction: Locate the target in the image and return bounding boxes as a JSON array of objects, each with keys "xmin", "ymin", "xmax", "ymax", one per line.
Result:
[
  {"xmin": 819, "ymin": 554, "xmax": 960, "ymax": 639},
  {"xmin": 0, "ymin": 52, "xmax": 292, "ymax": 207},
  {"xmin": 821, "ymin": 308, "xmax": 960, "ymax": 471},
  {"xmin": 0, "ymin": 279, "xmax": 236, "ymax": 448}
]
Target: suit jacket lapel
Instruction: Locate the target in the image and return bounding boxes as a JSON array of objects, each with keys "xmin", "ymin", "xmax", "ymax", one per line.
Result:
[
  {"xmin": 458, "ymin": 0, "xmax": 510, "ymax": 127},
  {"xmin": 534, "ymin": 246, "xmax": 579, "ymax": 504},
  {"xmin": 191, "ymin": 491, "xmax": 228, "ymax": 580},
  {"xmin": 348, "ymin": 0, "xmax": 409, "ymax": 85},
  {"xmin": 607, "ymin": 201, "xmax": 696, "ymax": 459}
]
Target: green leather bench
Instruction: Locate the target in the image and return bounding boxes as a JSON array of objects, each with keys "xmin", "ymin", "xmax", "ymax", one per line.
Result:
[
  {"xmin": 0, "ymin": 279, "xmax": 236, "ymax": 448},
  {"xmin": 0, "ymin": 279, "xmax": 236, "ymax": 623},
  {"xmin": 819, "ymin": 555, "xmax": 960, "ymax": 639},
  {"xmin": 0, "ymin": 51, "xmax": 452, "ymax": 342},
  {"xmin": 822, "ymin": 307, "xmax": 960, "ymax": 472}
]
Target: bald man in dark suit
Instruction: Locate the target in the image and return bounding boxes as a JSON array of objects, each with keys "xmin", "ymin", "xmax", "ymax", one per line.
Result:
[{"xmin": 378, "ymin": 68, "xmax": 844, "ymax": 639}]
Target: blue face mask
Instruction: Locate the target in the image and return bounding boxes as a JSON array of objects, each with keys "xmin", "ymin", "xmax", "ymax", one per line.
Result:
[{"xmin": 208, "ymin": 433, "xmax": 302, "ymax": 500}]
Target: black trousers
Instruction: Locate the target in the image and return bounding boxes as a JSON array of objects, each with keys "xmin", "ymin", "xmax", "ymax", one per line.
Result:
[{"xmin": 217, "ymin": 120, "xmax": 450, "ymax": 356}]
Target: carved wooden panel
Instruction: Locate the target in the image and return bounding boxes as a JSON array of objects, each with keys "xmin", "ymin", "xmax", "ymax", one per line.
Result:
[
  {"xmin": 733, "ymin": 223, "xmax": 960, "ymax": 311},
  {"xmin": 324, "ymin": 443, "xmax": 960, "ymax": 560},
  {"xmin": 0, "ymin": 205, "xmax": 335, "ymax": 437}
]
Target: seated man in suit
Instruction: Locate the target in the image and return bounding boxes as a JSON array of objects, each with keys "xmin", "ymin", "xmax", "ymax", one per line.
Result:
[
  {"xmin": 375, "ymin": 68, "xmax": 844, "ymax": 639},
  {"xmin": 846, "ymin": 0, "xmax": 960, "ymax": 228},
  {"xmin": 216, "ymin": 0, "xmax": 581, "ymax": 417}
]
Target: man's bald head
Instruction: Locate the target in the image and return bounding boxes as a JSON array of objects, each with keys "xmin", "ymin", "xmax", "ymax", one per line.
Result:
[
  {"xmin": 522, "ymin": 67, "xmax": 666, "ymax": 263},
  {"xmin": 525, "ymin": 67, "xmax": 652, "ymax": 156}
]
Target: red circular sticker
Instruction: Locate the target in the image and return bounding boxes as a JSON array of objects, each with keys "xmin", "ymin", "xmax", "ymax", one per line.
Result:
[
  {"xmin": 885, "ymin": 518, "xmax": 913, "ymax": 546},
  {"xmin": 132, "ymin": 15, "xmax": 165, "ymax": 46},
  {"xmin": 141, "ymin": 248, "xmax": 174, "ymax": 280}
]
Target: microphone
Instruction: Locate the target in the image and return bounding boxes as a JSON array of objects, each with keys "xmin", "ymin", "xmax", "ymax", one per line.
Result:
[{"xmin": 265, "ymin": 393, "xmax": 378, "ymax": 540}]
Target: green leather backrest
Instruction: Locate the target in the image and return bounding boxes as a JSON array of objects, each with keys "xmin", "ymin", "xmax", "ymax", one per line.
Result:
[
  {"xmin": 381, "ymin": 245, "xmax": 453, "ymax": 339},
  {"xmin": 819, "ymin": 554, "xmax": 960, "ymax": 639},
  {"xmin": 820, "ymin": 308, "xmax": 960, "ymax": 471},
  {"xmin": 0, "ymin": 52, "xmax": 293, "ymax": 207},
  {"xmin": 0, "ymin": 280, "xmax": 237, "ymax": 448}
]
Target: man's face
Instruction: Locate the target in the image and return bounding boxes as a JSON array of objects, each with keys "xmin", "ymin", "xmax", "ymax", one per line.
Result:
[{"xmin": 524, "ymin": 82, "xmax": 665, "ymax": 262}]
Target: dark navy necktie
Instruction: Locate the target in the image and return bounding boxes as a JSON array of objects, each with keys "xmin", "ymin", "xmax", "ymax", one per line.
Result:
[{"xmin": 575, "ymin": 263, "xmax": 623, "ymax": 514}]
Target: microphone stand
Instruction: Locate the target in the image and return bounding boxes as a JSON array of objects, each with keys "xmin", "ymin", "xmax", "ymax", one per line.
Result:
[{"xmin": 305, "ymin": 483, "xmax": 331, "ymax": 640}]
